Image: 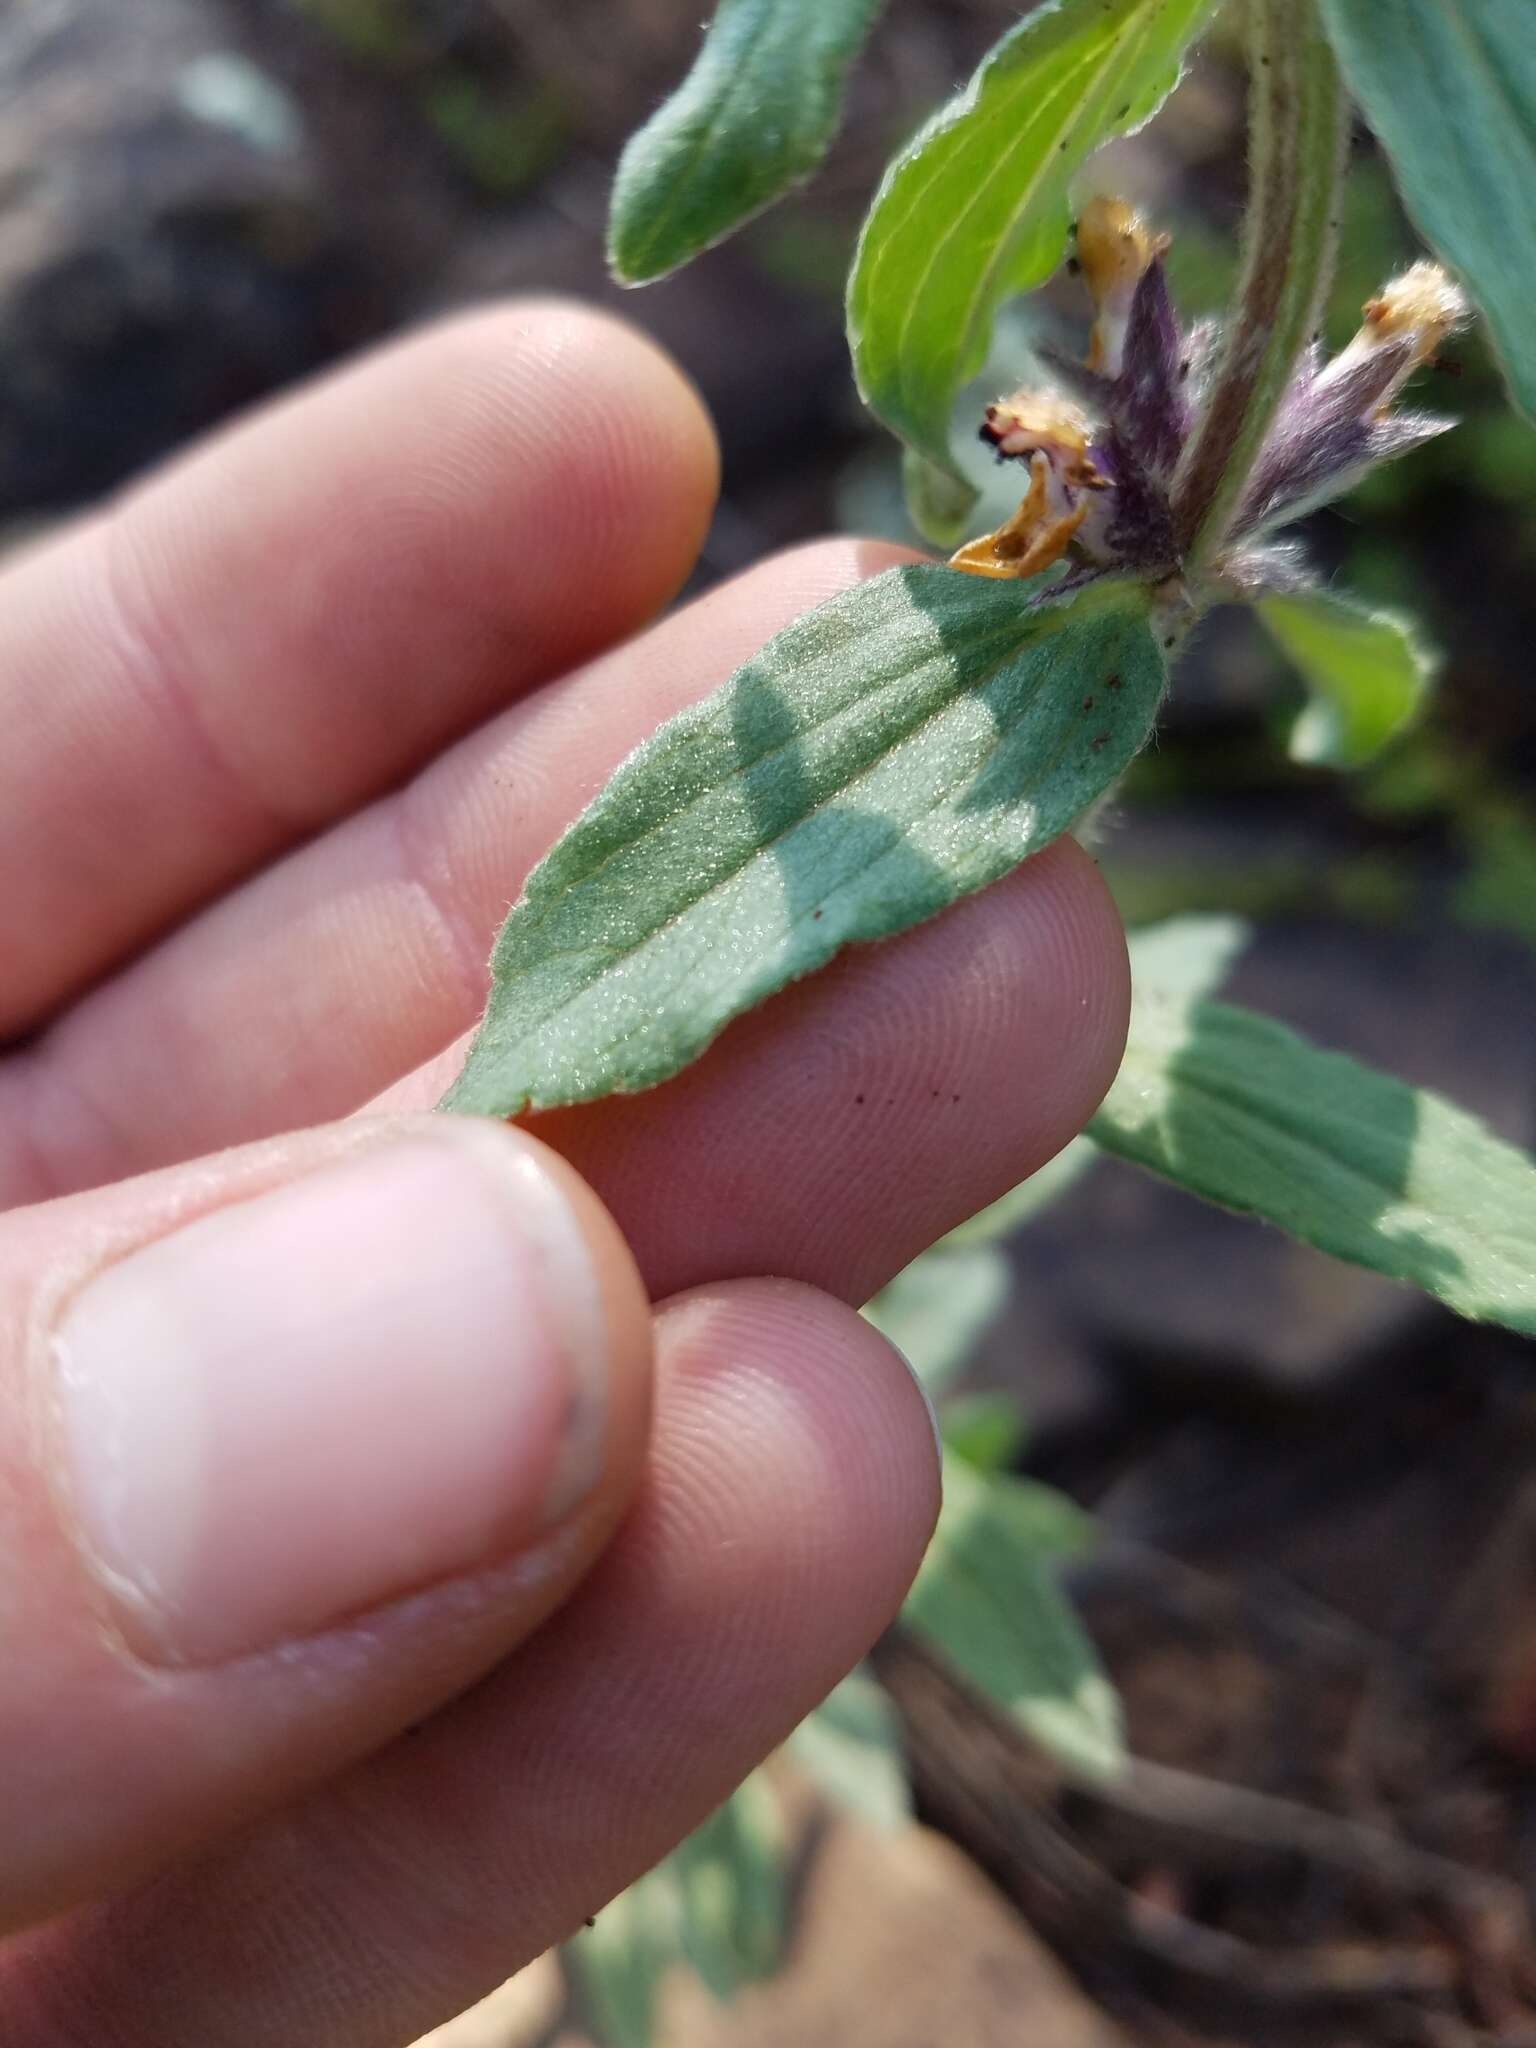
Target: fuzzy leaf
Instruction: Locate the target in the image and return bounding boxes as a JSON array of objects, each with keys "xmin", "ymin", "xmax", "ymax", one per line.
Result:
[
  {"xmin": 1257, "ymin": 588, "xmax": 1433, "ymax": 767},
  {"xmin": 443, "ymin": 568, "xmax": 1165, "ymax": 1118},
  {"xmin": 608, "ymin": 0, "xmax": 884, "ymax": 285},
  {"xmin": 847, "ymin": 0, "xmax": 1216, "ymax": 481},
  {"xmin": 1317, "ymin": 0, "xmax": 1536, "ymax": 424},
  {"xmin": 1090, "ymin": 940, "xmax": 1536, "ymax": 1336},
  {"xmin": 904, "ymin": 1454, "xmax": 1124, "ymax": 1780},
  {"xmin": 567, "ymin": 1776, "xmax": 786, "ymax": 2046},
  {"xmin": 785, "ymin": 1669, "xmax": 911, "ymax": 1829}
]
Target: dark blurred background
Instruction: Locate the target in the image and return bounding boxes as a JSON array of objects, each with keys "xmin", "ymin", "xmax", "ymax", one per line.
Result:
[{"xmin": 13, "ymin": 7, "xmax": 1536, "ymax": 2037}]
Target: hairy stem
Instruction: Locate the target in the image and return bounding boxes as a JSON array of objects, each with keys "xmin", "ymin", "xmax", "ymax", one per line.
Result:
[{"xmin": 1172, "ymin": 0, "xmax": 1346, "ymax": 567}]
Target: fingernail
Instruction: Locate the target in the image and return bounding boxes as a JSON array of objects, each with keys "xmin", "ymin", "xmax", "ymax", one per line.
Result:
[{"xmin": 52, "ymin": 1126, "xmax": 609, "ymax": 1666}]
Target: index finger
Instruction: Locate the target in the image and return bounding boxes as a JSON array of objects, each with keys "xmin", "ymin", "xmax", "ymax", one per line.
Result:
[{"xmin": 0, "ymin": 302, "xmax": 718, "ymax": 1037}]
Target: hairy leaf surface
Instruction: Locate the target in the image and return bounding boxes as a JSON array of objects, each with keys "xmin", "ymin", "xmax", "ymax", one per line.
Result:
[
  {"xmin": 848, "ymin": 0, "xmax": 1215, "ymax": 481},
  {"xmin": 1091, "ymin": 928, "xmax": 1536, "ymax": 1334},
  {"xmin": 1317, "ymin": 0, "xmax": 1536, "ymax": 423},
  {"xmin": 444, "ymin": 569, "xmax": 1165, "ymax": 1117},
  {"xmin": 609, "ymin": 0, "xmax": 884, "ymax": 284}
]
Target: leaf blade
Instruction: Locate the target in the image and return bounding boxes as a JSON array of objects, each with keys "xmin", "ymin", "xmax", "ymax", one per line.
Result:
[
  {"xmin": 1256, "ymin": 587, "xmax": 1434, "ymax": 767},
  {"xmin": 608, "ymin": 0, "xmax": 884, "ymax": 285},
  {"xmin": 862, "ymin": 1243, "xmax": 1011, "ymax": 1398},
  {"xmin": 903, "ymin": 1454, "xmax": 1124, "ymax": 1780},
  {"xmin": 443, "ymin": 568, "xmax": 1165, "ymax": 1118},
  {"xmin": 1316, "ymin": 0, "xmax": 1536, "ymax": 423},
  {"xmin": 566, "ymin": 1776, "xmax": 787, "ymax": 2045},
  {"xmin": 785, "ymin": 1668, "xmax": 912, "ymax": 1830},
  {"xmin": 847, "ymin": 0, "xmax": 1216, "ymax": 478},
  {"xmin": 1091, "ymin": 931, "xmax": 1536, "ymax": 1335}
]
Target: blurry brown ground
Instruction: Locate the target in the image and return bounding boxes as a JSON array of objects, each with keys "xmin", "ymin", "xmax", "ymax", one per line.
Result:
[{"xmin": 10, "ymin": 3, "xmax": 1536, "ymax": 2042}]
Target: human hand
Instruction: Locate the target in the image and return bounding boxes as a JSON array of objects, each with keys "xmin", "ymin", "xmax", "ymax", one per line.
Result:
[{"xmin": 0, "ymin": 304, "xmax": 1128, "ymax": 2044}]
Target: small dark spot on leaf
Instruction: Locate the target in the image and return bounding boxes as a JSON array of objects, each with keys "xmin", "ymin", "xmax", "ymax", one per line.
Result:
[
  {"xmin": 584, "ymin": 1916, "xmax": 597, "ymax": 1929},
  {"xmin": 1106, "ymin": 672, "xmax": 1122, "ymax": 691},
  {"xmin": 1082, "ymin": 694, "xmax": 1095, "ymax": 710},
  {"xmin": 1091, "ymin": 732, "xmax": 1110, "ymax": 750},
  {"xmin": 1178, "ymin": 359, "xmax": 1190, "ymax": 380},
  {"xmin": 1163, "ymin": 634, "xmax": 1176, "ymax": 649},
  {"xmin": 812, "ymin": 908, "xmax": 823, "ymax": 919},
  {"xmin": 1115, "ymin": 102, "xmax": 1130, "ymax": 119},
  {"xmin": 854, "ymin": 1093, "xmax": 865, "ymax": 1105},
  {"xmin": 1058, "ymin": 139, "xmax": 1068, "ymax": 151},
  {"xmin": 952, "ymin": 1093, "xmax": 962, "ymax": 1104}
]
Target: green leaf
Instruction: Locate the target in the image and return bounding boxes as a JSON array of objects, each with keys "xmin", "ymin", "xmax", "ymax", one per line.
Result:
[
  {"xmin": 942, "ymin": 1131, "xmax": 1097, "ymax": 1246},
  {"xmin": 847, "ymin": 0, "xmax": 1216, "ymax": 479},
  {"xmin": 901, "ymin": 446, "xmax": 977, "ymax": 550},
  {"xmin": 567, "ymin": 1776, "xmax": 787, "ymax": 2046},
  {"xmin": 608, "ymin": 0, "xmax": 884, "ymax": 285},
  {"xmin": 786, "ymin": 1668, "xmax": 911, "ymax": 1829},
  {"xmin": 1316, "ymin": 0, "xmax": 1536, "ymax": 424},
  {"xmin": 903, "ymin": 1454, "xmax": 1125, "ymax": 1780},
  {"xmin": 1125, "ymin": 910, "xmax": 1251, "ymax": 1001},
  {"xmin": 1090, "ymin": 938, "xmax": 1536, "ymax": 1336},
  {"xmin": 941, "ymin": 1391, "xmax": 1030, "ymax": 1475},
  {"xmin": 862, "ymin": 1243, "xmax": 1010, "ymax": 1397},
  {"xmin": 1257, "ymin": 588, "xmax": 1434, "ymax": 768},
  {"xmin": 443, "ymin": 568, "xmax": 1166, "ymax": 1118}
]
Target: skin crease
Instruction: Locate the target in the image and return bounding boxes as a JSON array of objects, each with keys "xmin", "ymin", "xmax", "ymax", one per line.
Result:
[{"xmin": 0, "ymin": 302, "xmax": 1129, "ymax": 2047}]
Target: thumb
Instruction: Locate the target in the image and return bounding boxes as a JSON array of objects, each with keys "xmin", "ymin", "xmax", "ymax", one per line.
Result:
[{"xmin": 1, "ymin": 1114, "xmax": 650, "ymax": 1934}]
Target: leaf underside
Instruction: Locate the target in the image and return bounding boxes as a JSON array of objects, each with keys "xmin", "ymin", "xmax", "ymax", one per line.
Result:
[
  {"xmin": 608, "ymin": 0, "xmax": 885, "ymax": 285},
  {"xmin": 1317, "ymin": 0, "xmax": 1536, "ymax": 425},
  {"xmin": 443, "ymin": 567, "xmax": 1165, "ymax": 1118},
  {"xmin": 1091, "ymin": 939, "xmax": 1536, "ymax": 1336},
  {"xmin": 847, "ymin": 0, "xmax": 1217, "ymax": 483}
]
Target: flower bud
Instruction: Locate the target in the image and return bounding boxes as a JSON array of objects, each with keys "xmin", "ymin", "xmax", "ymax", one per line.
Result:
[{"xmin": 1076, "ymin": 197, "xmax": 1170, "ymax": 376}]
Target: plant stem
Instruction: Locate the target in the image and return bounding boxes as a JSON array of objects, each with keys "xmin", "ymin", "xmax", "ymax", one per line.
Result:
[{"xmin": 1172, "ymin": 0, "xmax": 1346, "ymax": 569}]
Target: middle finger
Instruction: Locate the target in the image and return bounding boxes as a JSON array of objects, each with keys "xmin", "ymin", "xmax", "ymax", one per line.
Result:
[{"xmin": 5, "ymin": 544, "xmax": 1129, "ymax": 1303}]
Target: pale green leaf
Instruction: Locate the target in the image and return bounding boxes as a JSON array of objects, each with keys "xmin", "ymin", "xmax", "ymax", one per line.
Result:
[
  {"xmin": 1257, "ymin": 588, "xmax": 1434, "ymax": 768},
  {"xmin": 862, "ymin": 1244, "xmax": 1010, "ymax": 1397},
  {"xmin": 608, "ymin": 0, "xmax": 884, "ymax": 285},
  {"xmin": 903, "ymin": 1454, "xmax": 1125, "ymax": 1780},
  {"xmin": 1090, "ymin": 949, "xmax": 1536, "ymax": 1336},
  {"xmin": 1125, "ymin": 910, "xmax": 1251, "ymax": 999},
  {"xmin": 443, "ymin": 569, "xmax": 1165, "ymax": 1118},
  {"xmin": 567, "ymin": 1776, "xmax": 786, "ymax": 2046},
  {"xmin": 848, "ymin": 0, "xmax": 1216, "ymax": 478},
  {"xmin": 786, "ymin": 1668, "xmax": 911, "ymax": 1829},
  {"xmin": 901, "ymin": 446, "xmax": 977, "ymax": 549},
  {"xmin": 1316, "ymin": 0, "xmax": 1536, "ymax": 424}
]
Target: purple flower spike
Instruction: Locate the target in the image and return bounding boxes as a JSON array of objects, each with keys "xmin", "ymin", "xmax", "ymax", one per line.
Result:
[
  {"xmin": 948, "ymin": 210, "xmax": 1469, "ymax": 602},
  {"xmin": 1116, "ymin": 258, "xmax": 1185, "ymax": 478}
]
